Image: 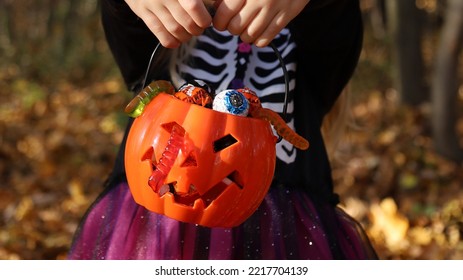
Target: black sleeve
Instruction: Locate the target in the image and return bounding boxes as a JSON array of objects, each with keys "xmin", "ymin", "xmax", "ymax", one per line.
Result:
[
  {"xmin": 291, "ymin": 0, "xmax": 364, "ymax": 117},
  {"xmin": 306, "ymin": 0, "xmax": 349, "ymax": 11},
  {"xmin": 290, "ymin": 0, "xmax": 364, "ymax": 202},
  {"xmin": 101, "ymin": 0, "xmax": 163, "ymax": 92}
]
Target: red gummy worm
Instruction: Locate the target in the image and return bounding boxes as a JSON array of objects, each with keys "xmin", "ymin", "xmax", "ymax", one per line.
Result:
[{"xmin": 148, "ymin": 123, "xmax": 186, "ymax": 192}]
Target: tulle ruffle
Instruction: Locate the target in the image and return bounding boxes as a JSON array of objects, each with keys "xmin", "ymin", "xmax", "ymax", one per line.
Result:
[{"xmin": 68, "ymin": 182, "xmax": 377, "ymax": 260}]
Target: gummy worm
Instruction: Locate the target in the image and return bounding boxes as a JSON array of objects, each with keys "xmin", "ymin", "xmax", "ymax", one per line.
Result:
[
  {"xmin": 148, "ymin": 123, "xmax": 186, "ymax": 193},
  {"xmin": 125, "ymin": 80, "xmax": 175, "ymax": 118},
  {"xmin": 251, "ymin": 107, "xmax": 309, "ymax": 150}
]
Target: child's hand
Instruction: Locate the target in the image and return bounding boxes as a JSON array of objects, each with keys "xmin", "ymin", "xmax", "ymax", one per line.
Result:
[
  {"xmin": 212, "ymin": 0, "xmax": 310, "ymax": 47},
  {"xmin": 125, "ymin": 0, "xmax": 213, "ymax": 48}
]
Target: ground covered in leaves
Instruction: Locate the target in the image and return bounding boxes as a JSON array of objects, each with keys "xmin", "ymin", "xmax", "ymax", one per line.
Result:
[
  {"xmin": 0, "ymin": 73, "xmax": 129, "ymax": 259},
  {"xmin": 332, "ymin": 89, "xmax": 463, "ymax": 259}
]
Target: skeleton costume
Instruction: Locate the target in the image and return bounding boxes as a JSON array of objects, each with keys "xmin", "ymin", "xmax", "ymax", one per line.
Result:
[{"xmin": 68, "ymin": 0, "xmax": 378, "ymax": 259}]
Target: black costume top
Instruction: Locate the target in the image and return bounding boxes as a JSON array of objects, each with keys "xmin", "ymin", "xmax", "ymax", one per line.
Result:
[{"xmin": 100, "ymin": 0, "xmax": 364, "ymax": 206}]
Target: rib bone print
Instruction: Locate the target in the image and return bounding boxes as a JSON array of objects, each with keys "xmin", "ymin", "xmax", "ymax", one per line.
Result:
[{"xmin": 174, "ymin": 28, "xmax": 297, "ymax": 164}]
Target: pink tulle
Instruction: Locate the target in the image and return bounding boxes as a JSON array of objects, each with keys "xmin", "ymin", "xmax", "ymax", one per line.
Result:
[{"xmin": 68, "ymin": 182, "xmax": 377, "ymax": 260}]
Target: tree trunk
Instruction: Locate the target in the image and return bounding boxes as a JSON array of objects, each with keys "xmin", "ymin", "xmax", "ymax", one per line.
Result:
[
  {"xmin": 386, "ymin": 0, "xmax": 427, "ymax": 105},
  {"xmin": 431, "ymin": 0, "xmax": 463, "ymax": 162},
  {"xmin": 370, "ymin": 0, "xmax": 387, "ymax": 39}
]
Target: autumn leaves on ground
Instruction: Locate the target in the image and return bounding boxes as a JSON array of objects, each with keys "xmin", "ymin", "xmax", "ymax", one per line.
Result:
[{"xmin": 332, "ymin": 90, "xmax": 463, "ymax": 259}]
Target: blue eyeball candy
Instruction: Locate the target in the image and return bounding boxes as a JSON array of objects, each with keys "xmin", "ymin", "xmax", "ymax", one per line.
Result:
[{"xmin": 212, "ymin": 89, "xmax": 250, "ymax": 116}]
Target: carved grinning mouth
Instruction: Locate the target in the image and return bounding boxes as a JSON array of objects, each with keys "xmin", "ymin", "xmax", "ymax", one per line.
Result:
[
  {"xmin": 142, "ymin": 123, "xmax": 242, "ymax": 207},
  {"xmin": 155, "ymin": 171, "xmax": 243, "ymax": 207}
]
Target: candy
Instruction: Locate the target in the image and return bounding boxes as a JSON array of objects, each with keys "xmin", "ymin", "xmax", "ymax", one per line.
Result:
[
  {"xmin": 212, "ymin": 89, "xmax": 250, "ymax": 117},
  {"xmin": 125, "ymin": 80, "xmax": 175, "ymax": 117},
  {"xmin": 174, "ymin": 80, "xmax": 213, "ymax": 107}
]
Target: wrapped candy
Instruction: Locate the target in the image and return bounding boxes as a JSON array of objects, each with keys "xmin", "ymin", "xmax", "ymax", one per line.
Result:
[{"xmin": 174, "ymin": 80, "xmax": 213, "ymax": 107}]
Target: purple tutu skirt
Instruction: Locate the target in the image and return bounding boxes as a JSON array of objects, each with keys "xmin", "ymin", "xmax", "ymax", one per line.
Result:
[{"xmin": 68, "ymin": 182, "xmax": 377, "ymax": 259}]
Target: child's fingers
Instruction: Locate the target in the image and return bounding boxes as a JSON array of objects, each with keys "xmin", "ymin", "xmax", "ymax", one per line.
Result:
[
  {"xmin": 166, "ymin": 1, "xmax": 206, "ymax": 36},
  {"xmin": 213, "ymin": 0, "xmax": 310, "ymax": 47},
  {"xmin": 253, "ymin": 13, "xmax": 289, "ymax": 47},
  {"xmin": 252, "ymin": 0, "xmax": 309, "ymax": 47},
  {"xmin": 125, "ymin": 0, "xmax": 210, "ymax": 48},
  {"xmin": 226, "ymin": 5, "xmax": 259, "ymax": 36},
  {"xmin": 237, "ymin": 8, "xmax": 278, "ymax": 45},
  {"xmin": 212, "ymin": 0, "xmax": 245, "ymax": 31},
  {"xmin": 179, "ymin": 0, "xmax": 213, "ymax": 28},
  {"xmin": 150, "ymin": 7, "xmax": 192, "ymax": 47}
]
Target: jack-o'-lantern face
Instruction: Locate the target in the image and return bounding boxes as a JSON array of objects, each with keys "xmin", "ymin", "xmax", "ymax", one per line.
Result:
[{"xmin": 125, "ymin": 93, "xmax": 276, "ymax": 227}]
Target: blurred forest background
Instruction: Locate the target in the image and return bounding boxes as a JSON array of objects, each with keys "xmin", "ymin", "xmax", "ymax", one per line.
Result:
[{"xmin": 0, "ymin": 0, "xmax": 462, "ymax": 260}]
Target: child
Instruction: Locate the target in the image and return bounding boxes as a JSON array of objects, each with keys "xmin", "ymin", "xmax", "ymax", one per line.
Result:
[{"xmin": 68, "ymin": 0, "xmax": 378, "ymax": 259}]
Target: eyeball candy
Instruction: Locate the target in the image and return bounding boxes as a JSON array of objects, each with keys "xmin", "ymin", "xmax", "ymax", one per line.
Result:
[{"xmin": 212, "ymin": 89, "xmax": 250, "ymax": 117}]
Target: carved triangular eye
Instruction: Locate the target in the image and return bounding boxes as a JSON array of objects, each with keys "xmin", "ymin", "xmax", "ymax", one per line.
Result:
[
  {"xmin": 161, "ymin": 121, "xmax": 181, "ymax": 133},
  {"xmin": 141, "ymin": 146, "xmax": 156, "ymax": 162},
  {"xmin": 181, "ymin": 151, "xmax": 197, "ymax": 167},
  {"xmin": 213, "ymin": 134, "xmax": 238, "ymax": 153}
]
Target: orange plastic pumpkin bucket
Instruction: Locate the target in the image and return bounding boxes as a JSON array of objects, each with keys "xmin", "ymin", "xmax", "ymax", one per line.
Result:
[{"xmin": 125, "ymin": 93, "xmax": 277, "ymax": 227}]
